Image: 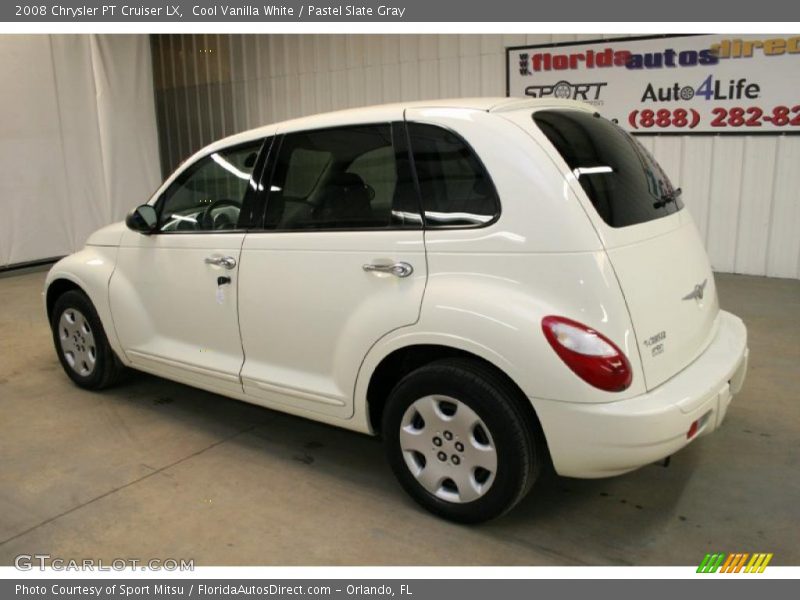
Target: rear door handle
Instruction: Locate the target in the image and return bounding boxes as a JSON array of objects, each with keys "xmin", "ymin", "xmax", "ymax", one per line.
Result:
[
  {"xmin": 362, "ymin": 262, "xmax": 414, "ymax": 278},
  {"xmin": 205, "ymin": 255, "xmax": 237, "ymax": 269}
]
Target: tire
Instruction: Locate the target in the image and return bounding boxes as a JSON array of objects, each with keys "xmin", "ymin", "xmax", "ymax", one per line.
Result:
[
  {"xmin": 382, "ymin": 358, "xmax": 542, "ymax": 523},
  {"xmin": 50, "ymin": 289, "xmax": 124, "ymax": 390}
]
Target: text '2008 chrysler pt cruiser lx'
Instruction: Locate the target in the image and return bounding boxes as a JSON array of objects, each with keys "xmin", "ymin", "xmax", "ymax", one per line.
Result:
[{"xmin": 45, "ymin": 98, "xmax": 748, "ymax": 522}]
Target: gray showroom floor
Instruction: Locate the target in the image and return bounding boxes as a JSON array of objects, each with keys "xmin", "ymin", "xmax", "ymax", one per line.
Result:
[{"xmin": 0, "ymin": 269, "xmax": 798, "ymax": 566}]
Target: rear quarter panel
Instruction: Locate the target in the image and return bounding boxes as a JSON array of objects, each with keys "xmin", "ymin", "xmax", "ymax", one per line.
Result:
[{"xmin": 353, "ymin": 109, "xmax": 647, "ymax": 431}]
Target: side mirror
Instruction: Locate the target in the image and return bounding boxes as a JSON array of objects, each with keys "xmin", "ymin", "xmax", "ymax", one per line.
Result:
[{"xmin": 125, "ymin": 204, "xmax": 158, "ymax": 234}]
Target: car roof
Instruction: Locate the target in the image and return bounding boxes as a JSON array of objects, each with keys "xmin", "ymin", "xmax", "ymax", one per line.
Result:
[{"xmin": 208, "ymin": 97, "xmax": 593, "ymax": 153}]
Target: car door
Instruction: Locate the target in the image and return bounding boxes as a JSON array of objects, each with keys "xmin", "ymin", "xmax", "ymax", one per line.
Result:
[
  {"xmin": 109, "ymin": 137, "xmax": 269, "ymax": 397},
  {"xmin": 237, "ymin": 120, "xmax": 426, "ymax": 419}
]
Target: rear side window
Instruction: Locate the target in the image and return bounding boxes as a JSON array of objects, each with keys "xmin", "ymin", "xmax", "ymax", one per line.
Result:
[
  {"xmin": 407, "ymin": 123, "xmax": 499, "ymax": 228},
  {"xmin": 264, "ymin": 124, "xmax": 419, "ymax": 230},
  {"xmin": 533, "ymin": 110, "xmax": 682, "ymax": 228}
]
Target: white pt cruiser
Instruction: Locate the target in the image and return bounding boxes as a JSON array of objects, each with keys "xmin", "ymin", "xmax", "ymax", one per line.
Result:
[{"xmin": 45, "ymin": 98, "xmax": 749, "ymax": 522}]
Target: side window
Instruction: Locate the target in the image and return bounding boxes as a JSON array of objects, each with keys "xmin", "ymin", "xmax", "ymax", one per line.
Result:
[
  {"xmin": 157, "ymin": 140, "xmax": 262, "ymax": 232},
  {"xmin": 407, "ymin": 123, "xmax": 499, "ymax": 228},
  {"xmin": 347, "ymin": 146, "xmax": 397, "ymax": 218},
  {"xmin": 264, "ymin": 124, "xmax": 419, "ymax": 231}
]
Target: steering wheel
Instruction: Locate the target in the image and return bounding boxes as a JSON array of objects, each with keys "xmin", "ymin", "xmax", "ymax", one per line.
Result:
[{"xmin": 200, "ymin": 199, "xmax": 240, "ymax": 230}]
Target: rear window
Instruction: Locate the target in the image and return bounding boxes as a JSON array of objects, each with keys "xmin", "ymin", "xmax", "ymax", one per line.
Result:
[{"xmin": 533, "ymin": 109, "xmax": 682, "ymax": 228}]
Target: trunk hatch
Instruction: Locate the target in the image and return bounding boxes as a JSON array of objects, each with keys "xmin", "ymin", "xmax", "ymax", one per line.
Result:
[
  {"xmin": 605, "ymin": 217, "xmax": 719, "ymax": 389},
  {"xmin": 527, "ymin": 107, "xmax": 719, "ymax": 390}
]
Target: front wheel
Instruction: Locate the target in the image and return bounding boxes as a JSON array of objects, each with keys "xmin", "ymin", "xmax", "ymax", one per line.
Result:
[
  {"xmin": 50, "ymin": 289, "xmax": 124, "ymax": 390},
  {"xmin": 382, "ymin": 358, "xmax": 542, "ymax": 523}
]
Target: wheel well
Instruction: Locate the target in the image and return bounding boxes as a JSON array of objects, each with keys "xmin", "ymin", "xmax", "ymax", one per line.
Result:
[
  {"xmin": 366, "ymin": 344, "xmax": 543, "ymax": 439},
  {"xmin": 46, "ymin": 279, "xmax": 82, "ymax": 321}
]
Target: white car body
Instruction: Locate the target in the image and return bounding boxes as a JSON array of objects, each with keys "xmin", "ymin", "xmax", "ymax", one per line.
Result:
[{"xmin": 45, "ymin": 97, "xmax": 748, "ymax": 484}]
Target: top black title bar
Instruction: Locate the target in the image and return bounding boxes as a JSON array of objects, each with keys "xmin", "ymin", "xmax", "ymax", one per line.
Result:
[{"xmin": 4, "ymin": 0, "xmax": 800, "ymax": 22}]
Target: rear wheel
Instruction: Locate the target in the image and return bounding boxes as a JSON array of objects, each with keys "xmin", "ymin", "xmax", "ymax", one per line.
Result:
[
  {"xmin": 51, "ymin": 290, "xmax": 124, "ymax": 389},
  {"xmin": 382, "ymin": 358, "xmax": 541, "ymax": 523}
]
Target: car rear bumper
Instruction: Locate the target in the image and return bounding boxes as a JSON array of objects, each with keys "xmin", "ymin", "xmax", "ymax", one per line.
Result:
[{"xmin": 530, "ymin": 310, "xmax": 748, "ymax": 478}]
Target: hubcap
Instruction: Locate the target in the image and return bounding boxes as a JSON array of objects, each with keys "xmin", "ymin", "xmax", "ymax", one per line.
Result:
[
  {"xmin": 399, "ymin": 395, "xmax": 498, "ymax": 504},
  {"xmin": 58, "ymin": 308, "xmax": 97, "ymax": 377}
]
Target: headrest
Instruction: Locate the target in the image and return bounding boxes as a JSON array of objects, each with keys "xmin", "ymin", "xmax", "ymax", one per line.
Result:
[{"xmin": 328, "ymin": 172, "xmax": 368, "ymax": 191}]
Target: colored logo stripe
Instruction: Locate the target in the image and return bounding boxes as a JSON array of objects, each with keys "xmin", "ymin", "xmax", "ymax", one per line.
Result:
[
  {"xmin": 746, "ymin": 553, "xmax": 773, "ymax": 573},
  {"xmin": 720, "ymin": 553, "xmax": 749, "ymax": 573},
  {"xmin": 697, "ymin": 553, "xmax": 726, "ymax": 573},
  {"xmin": 697, "ymin": 552, "xmax": 773, "ymax": 573}
]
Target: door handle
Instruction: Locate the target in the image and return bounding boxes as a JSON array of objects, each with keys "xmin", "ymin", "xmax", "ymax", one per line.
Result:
[
  {"xmin": 205, "ymin": 255, "xmax": 237, "ymax": 269},
  {"xmin": 362, "ymin": 261, "xmax": 414, "ymax": 278}
]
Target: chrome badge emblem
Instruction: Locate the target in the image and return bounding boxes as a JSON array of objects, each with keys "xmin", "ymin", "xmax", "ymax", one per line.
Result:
[{"xmin": 683, "ymin": 278, "xmax": 708, "ymax": 301}]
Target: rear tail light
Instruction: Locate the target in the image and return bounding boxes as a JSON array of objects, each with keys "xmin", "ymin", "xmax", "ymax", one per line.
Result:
[{"xmin": 541, "ymin": 316, "xmax": 632, "ymax": 392}]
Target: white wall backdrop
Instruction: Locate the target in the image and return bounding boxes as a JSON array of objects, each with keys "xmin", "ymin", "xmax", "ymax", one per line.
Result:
[
  {"xmin": 4, "ymin": 33, "xmax": 797, "ymax": 279},
  {"xmin": 163, "ymin": 33, "xmax": 797, "ymax": 279},
  {"xmin": 0, "ymin": 35, "xmax": 161, "ymax": 268}
]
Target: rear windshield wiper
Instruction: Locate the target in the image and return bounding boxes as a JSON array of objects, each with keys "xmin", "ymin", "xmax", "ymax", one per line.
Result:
[{"xmin": 653, "ymin": 187, "xmax": 682, "ymax": 209}]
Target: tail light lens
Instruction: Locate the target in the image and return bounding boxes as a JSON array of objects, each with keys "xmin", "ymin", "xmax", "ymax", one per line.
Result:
[{"xmin": 541, "ymin": 316, "xmax": 632, "ymax": 392}]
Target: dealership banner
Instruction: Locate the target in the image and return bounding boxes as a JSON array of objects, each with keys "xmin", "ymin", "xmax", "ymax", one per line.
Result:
[{"xmin": 507, "ymin": 35, "xmax": 800, "ymax": 134}]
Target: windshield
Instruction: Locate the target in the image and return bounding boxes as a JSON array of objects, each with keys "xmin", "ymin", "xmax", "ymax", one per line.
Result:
[{"xmin": 533, "ymin": 109, "xmax": 683, "ymax": 228}]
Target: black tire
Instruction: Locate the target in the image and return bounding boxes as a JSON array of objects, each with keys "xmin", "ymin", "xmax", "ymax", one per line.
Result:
[
  {"xmin": 382, "ymin": 358, "xmax": 542, "ymax": 523},
  {"xmin": 50, "ymin": 289, "xmax": 124, "ymax": 390}
]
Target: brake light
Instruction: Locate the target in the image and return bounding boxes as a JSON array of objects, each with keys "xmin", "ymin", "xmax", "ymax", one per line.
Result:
[{"xmin": 541, "ymin": 316, "xmax": 632, "ymax": 392}]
